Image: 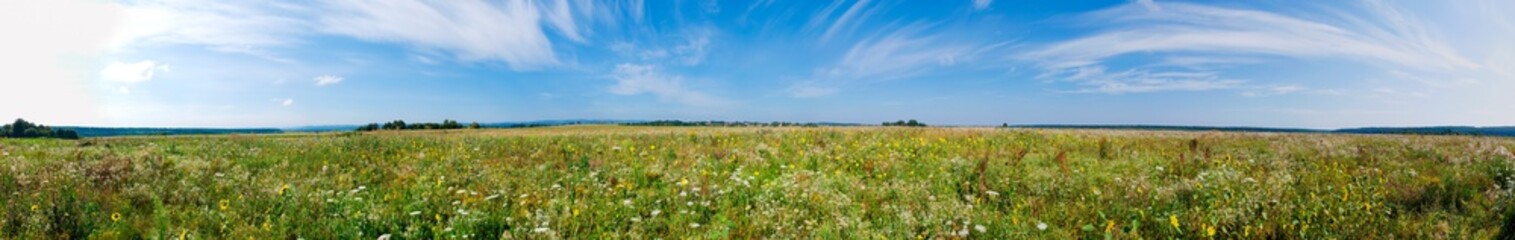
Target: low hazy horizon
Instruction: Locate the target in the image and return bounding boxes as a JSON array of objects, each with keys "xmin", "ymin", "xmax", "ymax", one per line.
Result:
[{"xmin": 5, "ymin": 0, "xmax": 1513, "ymax": 129}]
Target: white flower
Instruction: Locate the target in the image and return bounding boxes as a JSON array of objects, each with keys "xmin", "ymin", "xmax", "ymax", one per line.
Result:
[
  {"xmin": 985, "ymin": 191, "xmax": 999, "ymax": 197},
  {"xmin": 690, "ymin": 223, "xmax": 702, "ymax": 228},
  {"xmin": 376, "ymin": 234, "xmax": 391, "ymax": 240},
  {"xmin": 1156, "ymin": 166, "xmax": 1165, "ymax": 171},
  {"xmin": 956, "ymin": 228, "xmax": 969, "ymax": 236},
  {"xmin": 485, "ymin": 194, "xmax": 500, "ymax": 200},
  {"xmin": 975, "ymin": 224, "xmax": 986, "ymax": 233},
  {"xmin": 651, "ymin": 209, "xmax": 662, "ymax": 216},
  {"xmin": 408, "ymin": 211, "xmax": 421, "ymax": 216},
  {"xmin": 622, "ymin": 199, "xmax": 633, "ymax": 206},
  {"xmin": 1036, "ymin": 222, "xmax": 1048, "ymax": 231},
  {"xmin": 533, "ymin": 227, "xmax": 550, "ymax": 233}
]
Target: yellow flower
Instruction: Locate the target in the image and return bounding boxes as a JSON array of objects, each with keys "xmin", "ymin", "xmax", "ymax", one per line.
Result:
[
  {"xmin": 1169, "ymin": 215, "xmax": 1180, "ymax": 229},
  {"xmin": 30, "ymin": 205, "xmax": 38, "ymax": 211},
  {"xmin": 111, "ymin": 212, "xmax": 122, "ymax": 222},
  {"xmin": 1207, "ymin": 225, "xmax": 1216, "ymax": 236},
  {"xmin": 219, "ymin": 199, "xmax": 230, "ymax": 211},
  {"xmin": 1105, "ymin": 220, "xmax": 1115, "ymax": 232},
  {"xmin": 677, "ymin": 178, "xmax": 689, "ymax": 186},
  {"xmin": 277, "ymin": 183, "xmax": 290, "ymax": 195}
]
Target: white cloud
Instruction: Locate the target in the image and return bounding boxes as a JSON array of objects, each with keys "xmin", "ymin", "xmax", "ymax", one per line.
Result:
[
  {"xmin": 112, "ymin": 1, "xmax": 309, "ymax": 61},
  {"xmin": 972, "ymin": 0, "xmax": 992, "ymax": 10},
  {"xmin": 281, "ymin": 98, "xmax": 294, "ymax": 106},
  {"xmin": 101, "ymin": 60, "xmax": 169, "ymax": 83},
  {"xmin": 320, "ymin": 0, "xmax": 597, "ymax": 70},
  {"xmin": 313, "ymin": 75, "xmax": 344, "ymax": 86},
  {"xmin": 808, "ymin": 0, "xmax": 881, "ymax": 42},
  {"xmin": 609, "ymin": 64, "xmax": 729, "ymax": 106},
  {"xmin": 1, "ymin": 1, "xmax": 123, "ymax": 124},
  {"xmin": 608, "ymin": 28, "xmax": 715, "ymax": 66},
  {"xmin": 791, "ymin": 23, "xmax": 1002, "ymax": 97},
  {"xmin": 1045, "ymin": 66, "xmax": 1246, "ymax": 94},
  {"xmin": 1020, "ymin": 1, "xmax": 1480, "ymax": 94}
]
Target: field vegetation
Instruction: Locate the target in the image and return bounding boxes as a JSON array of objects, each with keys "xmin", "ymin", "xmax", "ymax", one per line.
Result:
[{"xmin": 2, "ymin": 126, "xmax": 1513, "ymax": 239}]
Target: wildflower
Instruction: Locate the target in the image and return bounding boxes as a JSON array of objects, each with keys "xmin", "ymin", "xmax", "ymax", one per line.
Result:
[
  {"xmin": 622, "ymin": 199, "xmax": 633, "ymax": 206},
  {"xmin": 1170, "ymin": 215, "xmax": 1180, "ymax": 229},
  {"xmin": 985, "ymin": 190, "xmax": 1000, "ymax": 197},
  {"xmin": 1207, "ymin": 225, "xmax": 1216, "ymax": 236},
  {"xmin": 1156, "ymin": 166, "xmax": 1165, "ymax": 172},
  {"xmin": 377, "ymin": 234, "xmax": 392, "ymax": 240},
  {"xmin": 975, "ymin": 224, "xmax": 987, "ymax": 233},
  {"xmin": 651, "ymin": 209, "xmax": 662, "ymax": 216},
  {"xmin": 219, "ymin": 199, "xmax": 230, "ymax": 211},
  {"xmin": 485, "ymin": 194, "xmax": 500, "ymax": 201},
  {"xmin": 277, "ymin": 183, "xmax": 290, "ymax": 195},
  {"xmin": 31, "ymin": 204, "xmax": 38, "ymax": 211},
  {"xmin": 111, "ymin": 212, "xmax": 122, "ymax": 222},
  {"xmin": 678, "ymin": 178, "xmax": 689, "ymax": 186},
  {"xmin": 690, "ymin": 222, "xmax": 701, "ymax": 228},
  {"xmin": 1036, "ymin": 222, "xmax": 1048, "ymax": 231},
  {"xmin": 1105, "ymin": 220, "xmax": 1115, "ymax": 232},
  {"xmin": 409, "ymin": 211, "xmax": 422, "ymax": 216}
]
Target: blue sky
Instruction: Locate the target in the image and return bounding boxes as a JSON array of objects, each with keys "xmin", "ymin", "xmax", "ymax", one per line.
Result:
[{"xmin": 3, "ymin": 0, "xmax": 1514, "ymax": 128}]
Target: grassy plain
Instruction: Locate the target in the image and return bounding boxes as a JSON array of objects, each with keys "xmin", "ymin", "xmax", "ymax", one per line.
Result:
[{"xmin": 2, "ymin": 125, "xmax": 1514, "ymax": 239}]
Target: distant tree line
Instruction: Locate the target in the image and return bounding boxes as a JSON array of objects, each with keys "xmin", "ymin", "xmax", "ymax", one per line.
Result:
[
  {"xmin": 2, "ymin": 119, "xmax": 80, "ymax": 139},
  {"xmin": 622, "ymin": 120, "xmax": 860, "ymax": 127},
  {"xmin": 882, "ymin": 119, "xmax": 927, "ymax": 127},
  {"xmin": 355, "ymin": 119, "xmax": 480, "ymax": 132}
]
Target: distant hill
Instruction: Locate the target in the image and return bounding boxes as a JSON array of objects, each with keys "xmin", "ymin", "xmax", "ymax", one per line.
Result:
[
  {"xmin": 65, "ymin": 127, "xmax": 283, "ymax": 138},
  {"xmin": 1010, "ymin": 124, "xmax": 1515, "ymax": 137},
  {"xmin": 481, "ymin": 119, "xmax": 646, "ymax": 128},
  {"xmin": 1333, "ymin": 126, "xmax": 1515, "ymax": 137},
  {"xmin": 1011, "ymin": 125, "xmax": 1324, "ymax": 133},
  {"xmin": 282, "ymin": 125, "xmax": 359, "ymax": 132}
]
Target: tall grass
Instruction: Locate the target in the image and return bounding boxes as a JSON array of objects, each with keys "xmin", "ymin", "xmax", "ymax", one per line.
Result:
[{"xmin": 1, "ymin": 126, "xmax": 1512, "ymax": 238}]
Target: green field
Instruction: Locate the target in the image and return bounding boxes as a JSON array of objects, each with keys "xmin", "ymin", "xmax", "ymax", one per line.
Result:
[{"xmin": 2, "ymin": 126, "xmax": 1513, "ymax": 239}]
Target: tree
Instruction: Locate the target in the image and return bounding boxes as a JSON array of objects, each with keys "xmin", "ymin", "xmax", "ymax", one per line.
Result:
[
  {"xmin": 356, "ymin": 123, "xmax": 380, "ymax": 131},
  {"xmin": 2, "ymin": 119, "xmax": 80, "ymax": 139},
  {"xmin": 383, "ymin": 120, "xmax": 407, "ymax": 130},
  {"xmin": 468, "ymin": 122, "xmax": 481, "ymax": 129},
  {"xmin": 1001, "ymin": 123, "xmax": 1009, "ymax": 128}
]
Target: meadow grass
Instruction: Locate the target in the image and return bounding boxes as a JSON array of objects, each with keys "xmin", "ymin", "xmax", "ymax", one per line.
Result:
[{"xmin": 2, "ymin": 125, "xmax": 1514, "ymax": 239}]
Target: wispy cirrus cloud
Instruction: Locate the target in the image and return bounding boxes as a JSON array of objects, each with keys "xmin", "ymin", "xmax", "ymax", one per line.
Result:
[
  {"xmin": 112, "ymin": 1, "xmax": 310, "ymax": 61},
  {"xmin": 1020, "ymin": 0, "xmax": 1479, "ymax": 94},
  {"xmin": 793, "ymin": 23, "xmax": 1003, "ymax": 97},
  {"xmin": 319, "ymin": 0, "xmax": 582, "ymax": 70},
  {"xmin": 808, "ymin": 0, "xmax": 883, "ymax": 42},
  {"xmin": 313, "ymin": 75, "xmax": 343, "ymax": 86},
  {"xmin": 608, "ymin": 64, "xmax": 729, "ymax": 107}
]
